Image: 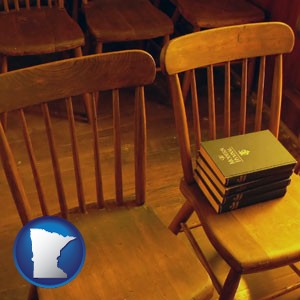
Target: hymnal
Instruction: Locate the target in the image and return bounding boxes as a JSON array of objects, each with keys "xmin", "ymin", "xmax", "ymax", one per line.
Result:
[{"xmin": 198, "ymin": 130, "xmax": 296, "ymax": 186}]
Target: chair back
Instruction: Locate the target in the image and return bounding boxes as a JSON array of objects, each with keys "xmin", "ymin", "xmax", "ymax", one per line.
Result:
[
  {"xmin": 0, "ymin": 50, "xmax": 156, "ymax": 225},
  {"xmin": 160, "ymin": 22, "xmax": 294, "ymax": 183},
  {"xmin": 1, "ymin": 0, "xmax": 64, "ymax": 11}
]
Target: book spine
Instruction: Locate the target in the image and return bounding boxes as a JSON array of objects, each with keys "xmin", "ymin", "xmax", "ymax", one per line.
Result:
[
  {"xmin": 219, "ymin": 188, "xmax": 287, "ymax": 213},
  {"xmin": 198, "ymin": 148, "xmax": 226, "ymax": 185},
  {"xmin": 196, "ymin": 160, "xmax": 225, "ymax": 194},
  {"xmin": 223, "ymin": 171, "xmax": 292, "ymax": 195},
  {"xmin": 193, "ymin": 172, "xmax": 222, "ymax": 213},
  {"xmin": 222, "ymin": 178, "xmax": 291, "ymax": 204},
  {"xmin": 196, "ymin": 159, "xmax": 292, "ymax": 196},
  {"xmin": 226, "ymin": 164, "xmax": 295, "ymax": 186}
]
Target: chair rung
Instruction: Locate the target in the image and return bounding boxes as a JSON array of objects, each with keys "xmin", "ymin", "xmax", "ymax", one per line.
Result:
[
  {"xmin": 178, "ymin": 222, "xmax": 202, "ymax": 232},
  {"xmin": 259, "ymin": 281, "xmax": 300, "ymax": 300},
  {"xmin": 290, "ymin": 264, "xmax": 300, "ymax": 277},
  {"xmin": 181, "ymin": 222, "xmax": 222, "ymax": 294}
]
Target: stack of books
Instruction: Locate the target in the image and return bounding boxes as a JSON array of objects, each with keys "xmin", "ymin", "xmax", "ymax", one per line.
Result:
[{"xmin": 194, "ymin": 130, "xmax": 297, "ymax": 213}]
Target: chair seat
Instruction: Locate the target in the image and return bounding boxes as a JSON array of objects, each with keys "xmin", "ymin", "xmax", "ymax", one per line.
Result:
[
  {"xmin": 176, "ymin": 0, "xmax": 265, "ymax": 28},
  {"xmin": 0, "ymin": 8, "xmax": 84, "ymax": 56},
  {"xmin": 83, "ymin": 0, "xmax": 173, "ymax": 42},
  {"xmin": 181, "ymin": 173, "xmax": 300, "ymax": 274},
  {"xmin": 38, "ymin": 205, "xmax": 213, "ymax": 300}
]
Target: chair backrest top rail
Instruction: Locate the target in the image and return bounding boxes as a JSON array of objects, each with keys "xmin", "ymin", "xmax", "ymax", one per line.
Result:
[
  {"xmin": 161, "ymin": 22, "xmax": 294, "ymax": 75},
  {"xmin": 0, "ymin": 50, "xmax": 156, "ymax": 113}
]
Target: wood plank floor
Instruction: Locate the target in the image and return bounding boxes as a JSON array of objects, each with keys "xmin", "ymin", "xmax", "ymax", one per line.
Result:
[{"xmin": 0, "ymin": 71, "xmax": 300, "ymax": 299}]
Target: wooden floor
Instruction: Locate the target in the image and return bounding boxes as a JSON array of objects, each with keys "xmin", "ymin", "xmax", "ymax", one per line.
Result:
[{"xmin": 0, "ymin": 70, "xmax": 300, "ymax": 299}]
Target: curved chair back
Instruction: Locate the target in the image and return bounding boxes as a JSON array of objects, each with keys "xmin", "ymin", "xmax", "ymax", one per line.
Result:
[
  {"xmin": 161, "ymin": 22, "xmax": 295, "ymax": 183},
  {"xmin": 0, "ymin": 50, "xmax": 156, "ymax": 225}
]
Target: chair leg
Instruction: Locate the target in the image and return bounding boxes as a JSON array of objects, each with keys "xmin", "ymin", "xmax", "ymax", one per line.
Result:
[
  {"xmin": 27, "ymin": 284, "xmax": 38, "ymax": 300},
  {"xmin": 168, "ymin": 200, "xmax": 194, "ymax": 234},
  {"xmin": 162, "ymin": 34, "xmax": 170, "ymax": 70},
  {"xmin": 74, "ymin": 47, "xmax": 93, "ymax": 123},
  {"xmin": 219, "ymin": 268, "xmax": 241, "ymax": 300},
  {"xmin": 171, "ymin": 7, "xmax": 181, "ymax": 24},
  {"xmin": 0, "ymin": 55, "xmax": 8, "ymax": 131},
  {"xmin": 163, "ymin": 34, "xmax": 170, "ymax": 45},
  {"xmin": 96, "ymin": 42, "xmax": 103, "ymax": 54},
  {"xmin": 151, "ymin": 0, "xmax": 160, "ymax": 7},
  {"xmin": 72, "ymin": 0, "xmax": 79, "ymax": 21}
]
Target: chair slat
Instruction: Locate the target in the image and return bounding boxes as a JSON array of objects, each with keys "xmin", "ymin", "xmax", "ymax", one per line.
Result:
[
  {"xmin": 96, "ymin": 43, "xmax": 103, "ymax": 54},
  {"xmin": 1, "ymin": 56, "xmax": 7, "ymax": 73},
  {"xmin": 47, "ymin": 0, "xmax": 52, "ymax": 8},
  {"xmin": 181, "ymin": 27, "xmax": 199, "ymax": 101},
  {"xmin": 0, "ymin": 122, "xmax": 32, "ymax": 225},
  {"xmin": 269, "ymin": 54, "xmax": 283, "ymax": 138},
  {"xmin": 207, "ymin": 65, "xmax": 216, "ymax": 139},
  {"xmin": 182, "ymin": 70, "xmax": 192, "ymax": 101},
  {"xmin": 239, "ymin": 58, "xmax": 248, "ymax": 134},
  {"xmin": 90, "ymin": 93, "xmax": 104, "ymax": 208},
  {"xmin": 224, "ymin": 62, "xmax": 231, "ymax": 137},
  {"xmin": 58, "ymin": 0, "xmax": 64, "ymax": 8},
  {"xmin": 41, "ymin": 103, "xmax": 68, "ymax": 218},
  {"xmin": 25, "ymin": 0, "xmax": 30, "ymax": 9},
  {"xmin": 37, "ymin": 0, "xmax": 41, "ymax": 8},
  {"xmin": 13, "ymin": 0, "xmax": 20, "ymax": 11},
  {"xmin": 255, "ymin": 56, "xmax": 266, "ymax": 131},
  {"xmin": 113, "ymin": 89, "xmax": 123, "ymax": 205},
  {"xmin": 191, "ymin": 69, "xmax": 201, "ymax": 151},
  {"xmin": 3, "ymin": 0, "xmax": 9, "ymax": 12},
  {"xmin": 19, "ymin": 109, "xmax": 49, "ymax": 216},
  {"xmin": 0, "ymin": 113, "xmax": 6, "ymax": 130},
  {"xmin": 66, "ymin": 97, "xmax": 86, "ymax": 213},
  {"xmin": 135, "ymin": 87, "xmax": 146, "ymax": 205}
]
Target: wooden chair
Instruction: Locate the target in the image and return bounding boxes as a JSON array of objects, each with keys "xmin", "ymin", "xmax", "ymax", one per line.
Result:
[
  {"xmin": 171, "ymin": 0, "xmax": 265, "ymax": 30},
  {"xmin": 81, "ymin": 0, "xmax": 173, "ymax": 68},
  {"xmin": 168, "ymin": 0, "xmax": 265, "ymax": 100},
  {"xmin": 0, "ymin": 50, "xmax": 214, "ymax": 299},
  {"xmin": 0, "ymin": 0, "xmax": 92, "ymax": 128},
  {"xmin": 161, "ymin": 22, "xmax": 300, "ymax": 299}
]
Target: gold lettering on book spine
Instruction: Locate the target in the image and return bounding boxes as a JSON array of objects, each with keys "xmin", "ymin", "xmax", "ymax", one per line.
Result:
[
  {"xmin": 230, "ymin": 202, "xmax": 239, "ymax": 210},
  {"xmin": 236, "ymin": 175, "xmax": 247, "ymax": 183},
  {"xmin": 233, "ymin": 193, "xmax": 243, "ymax": 201}
]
